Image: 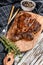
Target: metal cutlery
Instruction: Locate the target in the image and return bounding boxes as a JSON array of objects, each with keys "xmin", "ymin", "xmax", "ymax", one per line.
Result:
[
  {"xmin": 2, "ymin": 5, "xmax": 15, "ymax": 35},
  {"xmin": 2, "ymin": 7, "xmax": 19, "ymax": 35}
]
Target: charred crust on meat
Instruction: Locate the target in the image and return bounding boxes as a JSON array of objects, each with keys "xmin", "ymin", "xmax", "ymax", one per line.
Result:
[{"xmin": 7, "ymin": 11, "xmax": 41, "ymax": 42}]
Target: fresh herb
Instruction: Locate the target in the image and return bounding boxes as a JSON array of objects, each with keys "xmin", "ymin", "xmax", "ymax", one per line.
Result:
[{"xmin": 0, "ymin": 36, "xmax": 21, "ymax": 57}]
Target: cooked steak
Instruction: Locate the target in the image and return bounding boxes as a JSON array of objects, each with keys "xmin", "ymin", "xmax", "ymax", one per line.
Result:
[
  {"xmin": 9, "ymin": 32, "xmax": 34, "ymax": 42},
  {"xmin": 6, "ymin": 11, "xmax": 41, "ymax": 42}
]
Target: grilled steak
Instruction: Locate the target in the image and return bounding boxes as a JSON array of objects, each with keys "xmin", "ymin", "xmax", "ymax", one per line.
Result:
[{"xmin": 6, "ymin": 11, "xmax": 41, "ymax": 42}]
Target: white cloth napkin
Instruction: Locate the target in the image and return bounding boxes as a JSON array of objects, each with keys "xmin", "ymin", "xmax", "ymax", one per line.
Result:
[{"xmin": 14, "ymin": 33, "xmax": 43, "ymax": 65}]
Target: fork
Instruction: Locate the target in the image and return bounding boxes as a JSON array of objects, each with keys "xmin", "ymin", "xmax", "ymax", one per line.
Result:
[
  {"xmin": 2, "ymin": 8, "xmax": 19, "ymax": 35},
  {"xmin": 2, "ymin": 5, "xmax": 14, "ymax": 35}
]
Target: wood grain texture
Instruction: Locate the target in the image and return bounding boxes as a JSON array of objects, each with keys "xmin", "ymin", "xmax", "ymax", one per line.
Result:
[{"xmin": 6, "ymin": 11, "xmax": 43, "ymax": 52}]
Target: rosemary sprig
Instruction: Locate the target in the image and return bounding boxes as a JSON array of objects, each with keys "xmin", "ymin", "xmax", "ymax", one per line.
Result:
[
  {"xmin": 0, "ymin": 38, "xmax": 8, "ymax": 51},
  {"xmin": 0, "ymin": 36, "xmax": 21, "ymax": 57}
]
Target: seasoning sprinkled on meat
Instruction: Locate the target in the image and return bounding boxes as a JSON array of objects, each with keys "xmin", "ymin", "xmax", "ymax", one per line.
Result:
[{"xmin": 6, "ymin": 11, "xmax": 41, "ymax": 42}]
